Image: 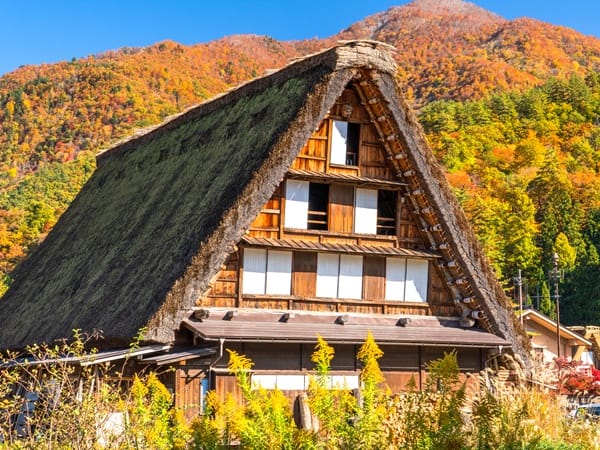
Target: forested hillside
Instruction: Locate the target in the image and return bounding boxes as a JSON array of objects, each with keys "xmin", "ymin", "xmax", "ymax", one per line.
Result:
[
  {"xmin": 418, "ymin": 74, "xmax": 600, "ymax": 324},
  {"xmin": 2, "ymin": 0, "xmax": 600, "ymax": 324}
]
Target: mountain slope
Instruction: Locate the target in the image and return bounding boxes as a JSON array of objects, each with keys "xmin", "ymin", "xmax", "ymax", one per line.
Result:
[
  {"xmin": 3, "ymin": 0, "xmax": 600, "ymax": 180},
  {"xmin": 336, "ymin": 0, "xmax": 600, "ymax": 102}
]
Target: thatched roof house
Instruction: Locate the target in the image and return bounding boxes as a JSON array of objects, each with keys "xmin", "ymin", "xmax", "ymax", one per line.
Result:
[{"xmin": 0, "ymin": 41, "xmax": 530, "ymax": 377}]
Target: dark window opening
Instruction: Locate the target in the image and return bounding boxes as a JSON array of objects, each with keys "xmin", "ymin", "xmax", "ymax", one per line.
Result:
[
  {"xmin": 345, "ymin": 122, "xmax": 360, "ymax": 165},
  {"xmin": 331, "ymin": 121, "xmax": 361, "ymax": 166},
  {"xmin": 377, "ymin": 190, "xmax": 397, "ymax": 235},
  {"xmin": 308, "ymin": 183, "xmax": 329, "ymax": 230}
]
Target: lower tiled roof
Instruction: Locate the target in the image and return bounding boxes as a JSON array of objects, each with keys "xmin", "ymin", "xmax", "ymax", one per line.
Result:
[{"xmin": 182, "ymin": 309, "xmax": 507, "ymax": 348}]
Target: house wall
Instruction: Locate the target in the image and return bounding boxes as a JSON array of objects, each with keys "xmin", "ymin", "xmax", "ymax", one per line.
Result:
[
  {"xmin": 190, "ymin": 81, "xmax": 491, "ymax": 413},
  {"xmin": 526, "ymin": 321, "xmax": 578, "ymax": 363},
  {"xmin": 198, "ymin": 82, "xmax": 456, "ymax": 317},
  {"xmin": 159, "ymin": 364, "xmax": 210, "ymax": 422},
  {"xmin": 201, "ymin": 250, "xmax": 455, "ymax": 316},
  {"xmin": 209, "ymin": 342, "xmax": 485, "ymax": 403}
]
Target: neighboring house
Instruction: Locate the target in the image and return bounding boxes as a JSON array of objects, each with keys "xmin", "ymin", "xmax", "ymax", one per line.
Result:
[
  {"xmin": 0, "ymin": 41, "xmax": 530, "ymax": 416},
  {"xmin": 519, "ymin": 309, "xmax": 594, "ymax": 365}
]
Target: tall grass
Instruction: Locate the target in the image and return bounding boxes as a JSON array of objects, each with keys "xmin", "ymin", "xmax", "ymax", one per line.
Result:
[{"xmin": 2, "ymin": 333, "xmax": 600, "ymax": 448}]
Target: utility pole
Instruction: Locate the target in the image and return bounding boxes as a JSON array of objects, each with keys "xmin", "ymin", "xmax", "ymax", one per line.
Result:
[
  {"xmin": 551, "ymin": 253, "xmax": 561, "ymax": 358},
  {"xmin": 515, "ymin": 269, "xmax": 523, "ymax": 325}
]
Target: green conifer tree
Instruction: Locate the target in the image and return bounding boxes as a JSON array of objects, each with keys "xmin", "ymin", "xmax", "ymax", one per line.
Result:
[{"xmin": 539, "ymin": 280, "xmax": 556, "ymax": 319}]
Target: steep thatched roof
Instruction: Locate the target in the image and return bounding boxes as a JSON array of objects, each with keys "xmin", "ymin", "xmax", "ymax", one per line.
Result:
[{"xmin": 0, "ymin": 41, "xmax": 529, "ymax": 369}]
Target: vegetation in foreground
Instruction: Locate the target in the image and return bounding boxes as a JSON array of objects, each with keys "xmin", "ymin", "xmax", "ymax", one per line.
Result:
[{"xmin": 1, "ymin": 333, "xmax": 599, "ymax": 449}]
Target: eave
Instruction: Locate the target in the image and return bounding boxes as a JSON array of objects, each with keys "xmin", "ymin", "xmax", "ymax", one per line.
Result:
[
  {"xmin": 241, "ymin": 236, "xmax": 440, "ymax": 259},
  {"xmin": 182, "ymin": 309, "xmax": 508, "ymax": 348},
  {"xmin": 521, "ymin": 310, "xmax": 592, "ymax": 347},
  {"xmin": 286, "ymin": 168, "xmax": 407, "ymax": 190}
]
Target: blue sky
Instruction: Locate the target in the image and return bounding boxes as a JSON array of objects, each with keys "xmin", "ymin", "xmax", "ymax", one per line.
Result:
[{"xmin": 1, "ymin": 0, "xmax": 599, "ymax": 76}]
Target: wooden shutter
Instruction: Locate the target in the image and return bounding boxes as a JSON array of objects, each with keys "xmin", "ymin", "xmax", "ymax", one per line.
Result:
[
  {"xmin": 363, "ymin": 256, "xmax": 385, "ymax": 300},
  {"xmin": 316, "ymin": 253, "xmax": 339, "ymax": 298},
  {"xmin": 405, "ymin": 259, "xmax": 429, "ymax": 302},
  {"xmin": 354, "ymin": 188, "xmax": 377, "ymax": 234},
  {"xmin": 338, "ymin": 255, "xmax": 363, "ymax": 299},
  {"xmin": 243, "ymin": 250, "xmax": 294, "ymax": 295},
  {"xmin": 265, "ymin": 251, "xmax": 292, "ymax": 295},
  {"xmin": 385, "ymin": 257, "xmax": 406, "ymax": 301},
  {"xmin": 284, "ymin": 180, "xmax": 309, "ymax": 229},
  {"xmin": 330, "ymin": 120, "xmax": 348, "ymax": 165},
  {"xmin": 292, "ymin": 252, "xmax": 317, "ymax": 297},
  {"xmin": 242, "ymin": 248, "xmax": 267, "ymax": 294},
  {"xmin": 329, "ymin": 184, "xmax": 354, "ymax": 233}
]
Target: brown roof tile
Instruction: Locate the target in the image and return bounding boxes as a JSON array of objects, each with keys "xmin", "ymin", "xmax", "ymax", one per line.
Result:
[{"xmin": 182, "ymin": 310, "xmax": 507, "ymax": 348}]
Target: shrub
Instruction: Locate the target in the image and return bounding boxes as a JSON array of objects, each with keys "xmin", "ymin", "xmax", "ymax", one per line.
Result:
[
  {"xmin": 3, "ymin": 333, "xmax": 600, "ymax": 449},
  {"xmin": 0, "ymin": 332, "xmax": 189, "ymax": 449}
]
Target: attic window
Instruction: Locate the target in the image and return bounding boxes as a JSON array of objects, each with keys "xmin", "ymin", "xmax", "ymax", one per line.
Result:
[
  {"xmin": 242, "ymin": 248, "xmax": 292, "ymax": 295},
  {"xmin": 284, "ymin": 180, "xmax": 329, "ymax": 230},
  {"xmin": 354, "ymin": 188, "xmax": 397, "ymax": 236},
  {"xmin": 377, "ymin": 190, "xmax": 397, "ymax": 235},
  {"xmin": 308, "ymin": 183, "xmax": 329, "ymax": 230},
  {"xmin": 385, "ymin": 257, "xmax": 428, "ymax": 302},
  {"xmin": 330, "ymin": 121, "xmax": 360, "ymax": 166},
  {"xmin": 354, "ymin": 188, "xmax": 377, "ymax": 234}
]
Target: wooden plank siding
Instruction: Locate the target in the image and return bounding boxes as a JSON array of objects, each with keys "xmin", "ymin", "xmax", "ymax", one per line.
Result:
[
  {"xmin": 174, "ymin": 367, "xmax": 205, "ymax": 421},
  {"xmin": 359, "ymin": 123, "xmax": 392, "ymax": 180},
  {"xmin": 363, "ymin": 255, "xmax": 385, "ymax": 300},
  {"xmin": 292, "ymin": 252, "xmax": 317, "ymax": 297},
  {"xmin": 209, "ymin": 343, "xmax": 485, "ymax": 402},
  {"xmin": 200, "ymin": 249, "xmax": 455, "ymax": 316},
  {"xmin": 248, "ymin": 184, "xmax": 282, "ymax": 238},
  {"xmin": 329, "ymin": 87, "xmax": 371, "ymax": 123},
  {"xmin": 329, "ymin": 184, "xmax": 354, "ymax": 233},
  {"xmin": 290, "ymin": 120, "xmax": 327, "ymax": 172},
  {"xmin": 250, "ymin": 185, "xmax": 425, "ymax": 249},
  {"xmin": 428, "ymin": 265, "xmax": 457, "ymax": 316},
  {"xmin": 209, "ymin": 84, "xmax": 458, "ymax": 317},
  {"xmin": 213, "ymin": 374, "xmax": 243, "ymax": 405},
  {"xmin": 200, "ymin": 252, "xmax": 240, "ymax": 308},
  {"xmin": 397, "ymin": 197, "xmax": 423, "ymax": 248},
  {"xmin": 249, "ymin": 107, "xmax": 426, "ymax": 250}
]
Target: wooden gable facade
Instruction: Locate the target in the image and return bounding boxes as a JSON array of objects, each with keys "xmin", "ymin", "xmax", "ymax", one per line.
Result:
[
  {"xmin": 181, "ymin": 70, "xmax": 521, "ymax": 408},
  {"xmin": 201, "ymin": 81, "xmax": 453, "ymax": 317}
]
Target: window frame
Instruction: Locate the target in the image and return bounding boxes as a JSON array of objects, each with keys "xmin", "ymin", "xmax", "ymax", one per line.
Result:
[
  {"xmin": 284, "ymin": 180, "xmax": 309, "ymax": 229},
  {"xmin": 385, "ymin": 257, "xmax": 429, "ymax": 302},
  {"xmin": 284, "ymin": 179, "xmax": 397, "ymax": 238},
  {"xmin": 376, "ymin": 190, "xmax": 397, "ymax": 235},
  {"xmin": 354, "ymin": 188, "xmax": 378, "ymax": 235},
  {"xmin": 242, "ymin": 248, "xmax": 293, "ymax": 296},
  {"xmin": 330, "ymin": 120, "xmax": 360, "ymax": 166},
  {"xmin": 284, "ymin": 180, "xmax": 329, "ymax": 231},
  {"xmin": 316, "ymin": 253, "xmax": 363, "ymax": 300}
]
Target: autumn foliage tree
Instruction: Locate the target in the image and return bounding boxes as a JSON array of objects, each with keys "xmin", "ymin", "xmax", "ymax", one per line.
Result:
[{"xmin": 420, "ymin": 73, "xmax": 600, "ymax": 324}]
